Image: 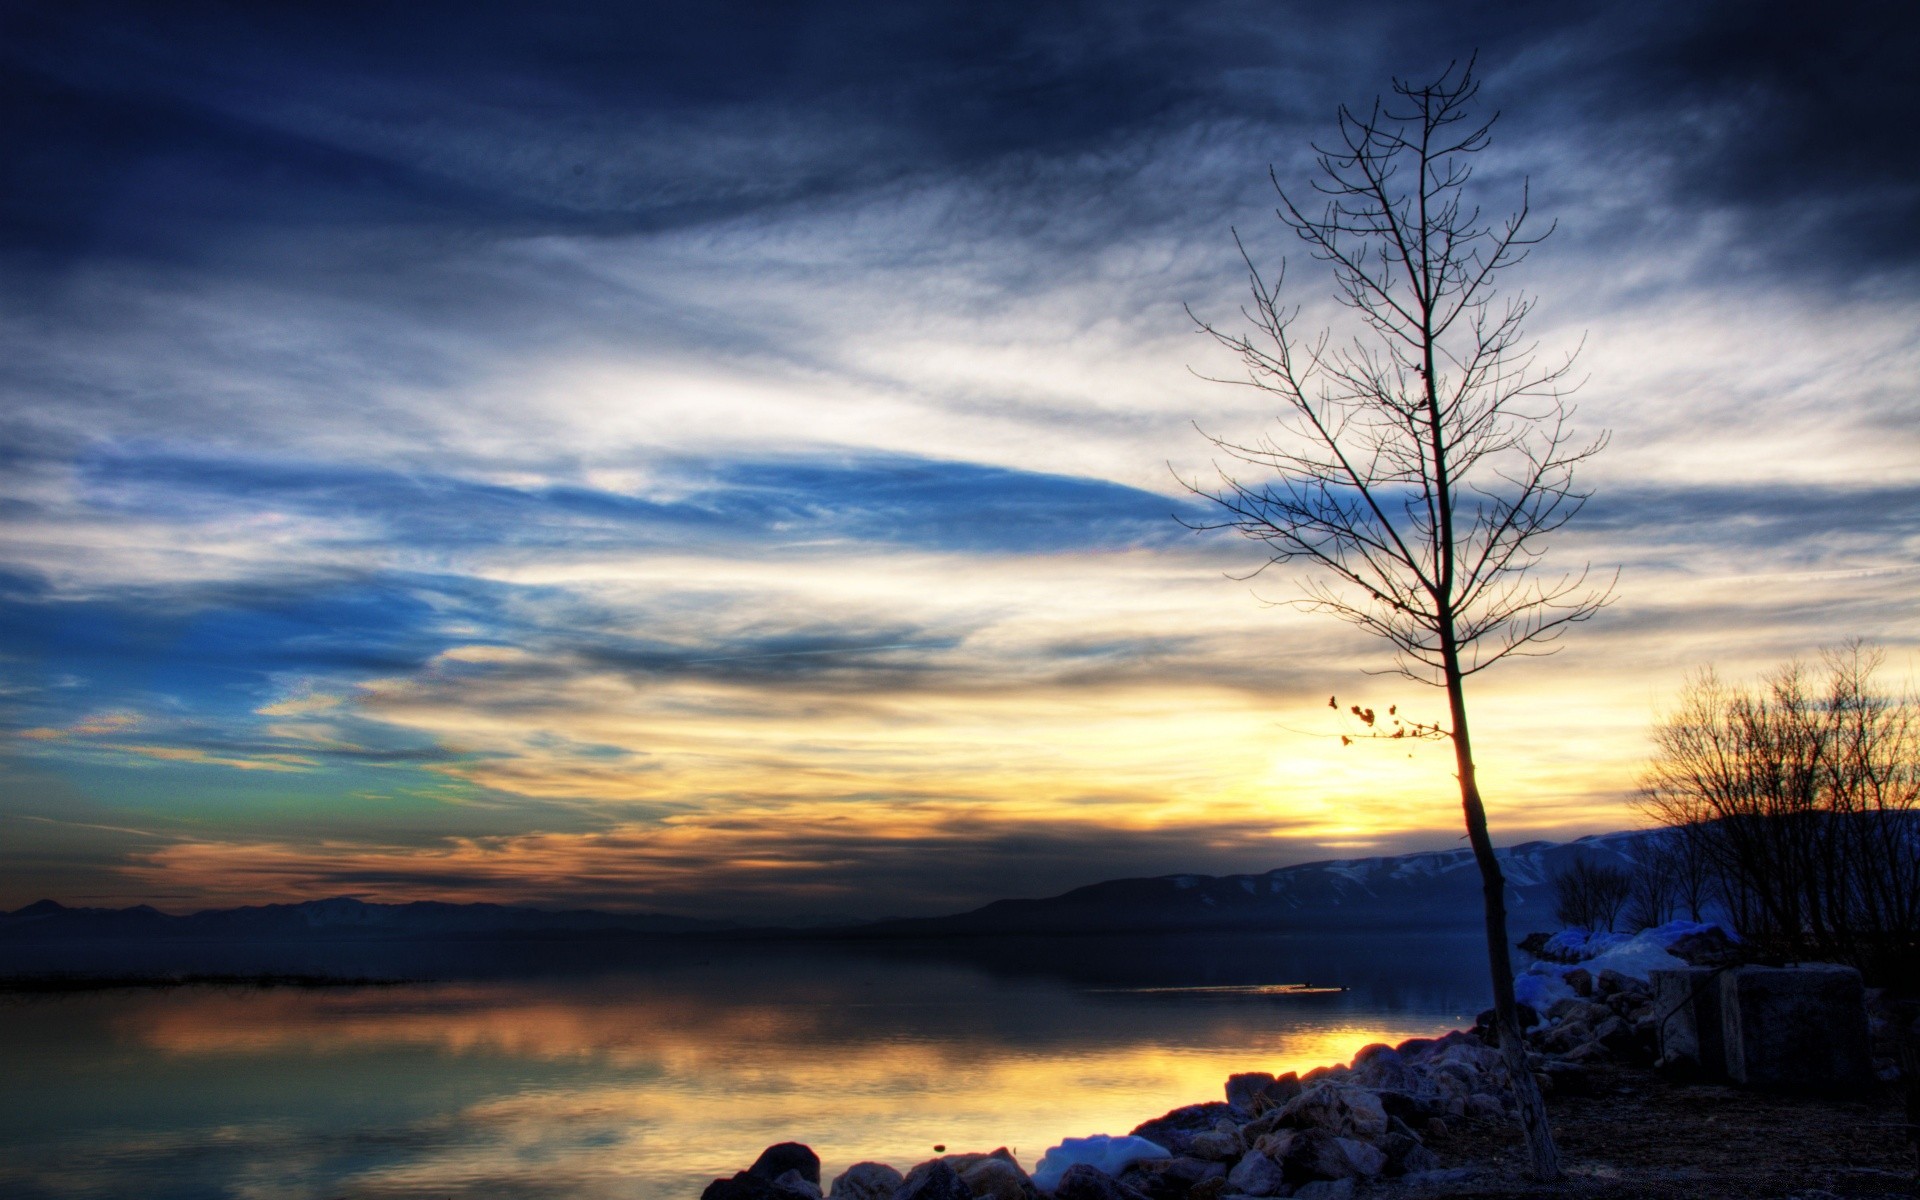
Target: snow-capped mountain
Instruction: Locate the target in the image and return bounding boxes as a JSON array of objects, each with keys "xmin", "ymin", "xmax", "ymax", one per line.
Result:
[{"xmin": 840, "ymin": 830, "xmax": 1660, "ymax": 937}]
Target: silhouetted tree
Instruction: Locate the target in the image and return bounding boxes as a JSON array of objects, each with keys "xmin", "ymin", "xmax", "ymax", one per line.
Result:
[
  {"xmin": 1639, "ymin": 644, "xmax": 1920, "ymax": 987},
  {"xmin": 1623, "ymin": 834, "xmax": 1683, "ymax": 931},
  {"xmin": 1184, "ymin": 59, "xmax": 1613, "ymax": 1180},
  {"xmin": 1552, "ymin": 859, "xmax": 1631, "ymax": 932}
]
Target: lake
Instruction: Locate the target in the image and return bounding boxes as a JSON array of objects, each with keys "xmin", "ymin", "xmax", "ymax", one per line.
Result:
[{"xmin": 0, "ymin": 931, "xmax": 1494, "ymax": 1199}]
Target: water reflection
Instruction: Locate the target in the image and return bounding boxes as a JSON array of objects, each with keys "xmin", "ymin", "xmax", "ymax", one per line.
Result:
[{"xmin": 0, "ymin": 932, "xmax": 1490, "ymax": 1199}]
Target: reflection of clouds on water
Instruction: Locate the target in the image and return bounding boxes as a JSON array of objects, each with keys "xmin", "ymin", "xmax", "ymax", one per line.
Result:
[{"xmin": 4, "ymin": 939, "xmax": 1488, "ymax": 1197}]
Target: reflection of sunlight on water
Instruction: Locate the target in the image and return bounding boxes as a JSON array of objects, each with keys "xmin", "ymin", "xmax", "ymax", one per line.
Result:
[{"xmin": 101, "ymin": 981, "xmax": 1452, "ymax": 1196}]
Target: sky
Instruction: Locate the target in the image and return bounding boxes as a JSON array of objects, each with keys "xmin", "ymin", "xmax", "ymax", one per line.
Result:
[{"xmin": 2, "ymin": 0, "xmax": 1916, "ymax": 923}]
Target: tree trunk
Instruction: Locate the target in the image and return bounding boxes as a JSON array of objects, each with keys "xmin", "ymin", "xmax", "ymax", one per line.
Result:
[{"xmin": 1444, "ymin": 654, "xmax": 1562, "ymax": 1181}]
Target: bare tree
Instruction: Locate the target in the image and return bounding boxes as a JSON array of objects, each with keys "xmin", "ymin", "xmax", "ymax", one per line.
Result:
[
  {"xmin": 1623, "ymin": 834, "xmax": 1683, "ymax": 931},
  {"xmin": 1553, "ymin": 859, "xmax": 1632, "ymax": 932},
  {"xmin": 1183, "ymin": 59, "xmax": 1613, "ymax": 1180},
  {"xmin": 1639, "ymin": 645, "xmax": 1920, "ymax": 987}
]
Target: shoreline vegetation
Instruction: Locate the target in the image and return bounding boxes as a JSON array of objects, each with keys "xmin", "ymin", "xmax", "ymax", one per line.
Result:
[{"xmin": 703, "ymin": 924, "xmax": 1914, "ymax": 1200}]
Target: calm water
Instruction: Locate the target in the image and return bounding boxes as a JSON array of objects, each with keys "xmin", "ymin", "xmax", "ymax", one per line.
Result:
[{"xmin": 0, "ymin": 932, "xmax": 1492, "ymax": 1199}]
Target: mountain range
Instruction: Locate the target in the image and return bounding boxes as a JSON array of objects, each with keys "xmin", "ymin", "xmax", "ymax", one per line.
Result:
[{"xmin": 1, "ymin": 829, "xmax": 1656, "ymax": 946}]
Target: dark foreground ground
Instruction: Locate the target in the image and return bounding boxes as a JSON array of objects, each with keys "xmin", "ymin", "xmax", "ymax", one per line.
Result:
[{"xmin": 1406, "ymin": 1064, "xmax": 1914, "ymax": 1200}]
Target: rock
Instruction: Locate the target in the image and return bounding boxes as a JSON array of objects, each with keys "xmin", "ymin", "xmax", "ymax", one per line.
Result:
[
  {"xmin": 1393, "ymin": 1037, "xmax": 1435, "ymax": 1059},
  {"xmin": 1350, "ymin": 1045, "xmax": 1413, "ymax": 1091},
  {"xmin": 1332, "ymin": 1138, "xmax": 1384, "ymax": 1177},
  {"xmin": 1464, "ymin": 1093, "xmax": 1505, "ymax": 1121},
  {"xmin": 1225, "ymin": 1149, "xmax": 1288, "ymax": 1197},
  {"xmin": 1052, "ymin": 1163, "xmax": 1151, "ymax": 1200},
  {"xmin": 1595, "ymin": 968, "xmax": 1636, "ymax": 997},
  {"xmin": 1380, "ymin": 1133, "xmax": 1440, "ymax": 1176},
  {"xmin": 1129, "ymin": 1103, "xmax": 1236, "ymax": 1157},
  {"xmin": 1116, "ymin": 1157, "xmax": 1224, "ymax": 1200},
  {"xmin": 1184, "ymin": 1121, "xmax": 1244, "ymax": 1163},
  {"xmin": 1258, "ymin": 1128, "xmax": 1366, "ymax": 1189},
  {"xmin": 895, "ymin": 1159, "xmax": 970, "ymax": 1200},
  {"xmin": 1350, "ymin": 1043, "xmax": 1396, "ymax": 1069},
  {"xmin": 1667, "ymin": 925, "xmax": 1741, "ymax": 967},
  {"xmin": 1258, "ymin": 1072, "xmax": 1303, "ymax": 1111},
  {"xmin": 1593, "ymin": 1014, "xmax": 1638, "ymax": 1055},
  {"xmin": 704, "ymin": 1174, "xmax": 779, "ymax": 1200},
  {"xmin": 1374, "ymin": 1089, "xmax": 1441, "ymax": 1123},
  {"xmin": 1272, "ymin": 1082, "xmax": 1389, "ymax": 1139},
  {"xmin": 1300, "ymin": 1063, "xmax": 1351, "ymax": 1084},
  {"xmin": 1720, "ymin": 963, "xmax": 1873, "ymax": 1090},
  {"xmin": 828, "ymin": 1162, "xmax": 904, "ymax": 1200},
  {"xmin": 1226, "ymin": 1072, "xmax": 1277, "ymax": 1114},
  {"xmin": 1564, "ymin": 967, "xmax": 1594, "ymax": 997},
  {"xmin": 1541, "ymin": 1020, "xmax": 1591, "ymax": 1054},
  {"xmin": 959, "ymin": 1157, "xmax": 1035, "ymax": 1200},
  {"xmin": 772, "ymin": 1170, "xmax": 824, "ymax": 1199},
  {"xmin": 752, "ymin": 1144, "xmax": 822, "ymax": 1187},
  {"xmin": 1545, "ymin": 996, "xmax": 1585, "ymax": 1022},
  {"xmin": 1186, "ymin": 1176, "xmax": 1228, "ymax": 1200}
]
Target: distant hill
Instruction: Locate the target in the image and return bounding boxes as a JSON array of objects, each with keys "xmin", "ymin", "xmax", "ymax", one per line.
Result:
[
  {"xmin": 1, "ymin": 830, "xmax": 1662, "ymax": 952},
  {"xmin": 831, "ymin": 830, "xmax": 1659, "ymax": 938},
  {"xmin": 0, "ymin": 896, "xmax": 733, "ymax": 941}
]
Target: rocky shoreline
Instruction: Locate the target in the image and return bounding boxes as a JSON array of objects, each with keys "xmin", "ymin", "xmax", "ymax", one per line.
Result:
[{"xmin": 701, "ymin": 928, "xmax": 1912, "ymax": 1200}]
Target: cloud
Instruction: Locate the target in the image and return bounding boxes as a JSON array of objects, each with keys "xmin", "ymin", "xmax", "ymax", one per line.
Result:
[{"xmin": 3, "ymin": 1, "xmax": 1917, "ymax": 917}]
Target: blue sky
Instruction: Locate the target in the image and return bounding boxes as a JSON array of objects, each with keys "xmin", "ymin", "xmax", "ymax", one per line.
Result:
[{"xmin": 2, "ymin": 0, "xmax": 1916, "ymax": 921}]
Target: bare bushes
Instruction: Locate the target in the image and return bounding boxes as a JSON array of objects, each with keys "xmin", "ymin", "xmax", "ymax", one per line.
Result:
[
  {"xmin": 1639, "ymin": 645, "xmax": 1920, "ymax": 987},
  {"xmin": 1552, "ymin": 859, "xmax": 1632, "ymax": 932}
]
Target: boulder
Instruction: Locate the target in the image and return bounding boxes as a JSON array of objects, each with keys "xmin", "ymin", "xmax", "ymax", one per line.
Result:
[
  {"xmin": 1564, "ymin": 968, "xmax": 1594, "ymax": 997},
  {"xmin": 1272, "ymin": 1082, "xmax": 1389, "ymax": 1139},
  {"xmin": 895, "ymin": 1160, "xmax": 970, "ymax": 1200},
  {"xmin": 1225, "ymin": 1149, "xmax": 1289, "ymax": 1197},
  {"xmin": 1592, "ymin": 1014, "xmax": 1638, "ymax": 1056},
  {"xmin": 1258, "ymin": 1072, "xmax": 1304, "ymax": 1110},
  {"xmin": 1258, "ymin": 1128, "xmax": 1366, "ymax": 1189},
  {"xmin": 1184, "ymin": 1121, "xmax": 1244, "ymax": 1163},
  {"xmin": 1333, "ymin": 1138, "xmax": 1384, "ymax": 1177},
  {"xmin": 1720, "ymin": 963, "xmax": 1873, "ymax": 1090},
  {"xmin": 1667, "ymin": 925, "xmax": 1741, "ymax": 967},
  {"xmin": 1226, "ymin": 1072, "xmax": 1277, "ymax": 1114},
  {"xmin": 1594, "ymin": 968, "xmax": 1636, "ymax": 998},
  {"xmin": 959, "ymin": 1157, "xmax": 1036, "ymax": 1200},
  {"xmin": 703, "ymin": 1174, "xmax": 779, "ymax": 1200},
  {"xmin": 828, "ymin": 1162, "xmax": 903, "ymax": 1200},
  {"xmin": 1350, "ymin": 1045, "xmax": 1413, "ymax": 1091},
  {"xmin": 1651, "ymin": 966, "xmax": 1727, "ymax": 1075},
  {"xmin": 752, "ymin": 1144, "xmax": 822, "ymax": 1187},
  {"xmin": 1052, "ymin": 1163, "xmax": 1151, "ymax": 1200},
  {"xmin": 1115, "ymin": 1157, "xmax": 1224, "ymax": 1200},
  {"xmin": 1374, "ymin": 1089, "xmax": 1442, "ymax": 1123},
  {"xmin": 1464, "ymin": 1093, "xmax": 1506, "ymax": 1121},
  {"xmin": 1380, "ymin": 1132, "xmax": 1440, "ymax": 1176},
  {"xmin": 772, "ymin": 1170, "xmax": 823, "ymax": 1199},
  {"xmin": 1128, "ymin": 1103, "xmax": 1236, "ymax": 1157}
]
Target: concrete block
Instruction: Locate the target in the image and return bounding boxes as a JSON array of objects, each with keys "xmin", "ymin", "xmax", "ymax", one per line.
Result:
[
  {"xmin": 1719, "ymin": 963, "xmax": 1872, "ymax": 1090},
  {"xmin": 1650, "ymin": 967, "xmax": 1727, "ymax": 1076}
]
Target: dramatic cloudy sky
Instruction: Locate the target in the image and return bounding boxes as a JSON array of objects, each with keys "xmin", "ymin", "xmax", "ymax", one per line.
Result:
[{"xmin": 3, "ymin": 0, "xmax": 1915, "ymax": 921}]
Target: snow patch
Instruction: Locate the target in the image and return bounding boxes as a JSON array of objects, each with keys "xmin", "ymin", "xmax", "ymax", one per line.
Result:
[
  {"xmin": 1032, "ymin": 1135, "xmax": 1170, "ymax": 1191},
  {"xmin": 1519, "ymin": 919, "xmax": 1735, "ymax": 998}
]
